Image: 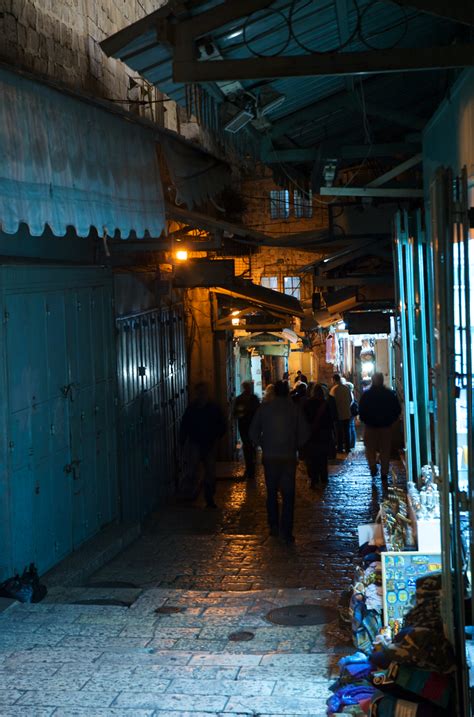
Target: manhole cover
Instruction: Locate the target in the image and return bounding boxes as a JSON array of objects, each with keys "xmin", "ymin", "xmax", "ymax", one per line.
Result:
[
  {"xmin": 73, "ymin": 599, "xmax": 133, "ymax": 607},
  {"xmin": 154, "ymin": 605, "xmax": 184, "ymax": 614},
  {"xmin": 228, "ymin": 631, "xmax": 255, "ymax": 642},
  {"xmin": 87, "ymin": 581, "xmax": 139, "ymax": 589},
  {"xmin": 266, "ymin": 604, "xmax": 338, "ymax": 626}
]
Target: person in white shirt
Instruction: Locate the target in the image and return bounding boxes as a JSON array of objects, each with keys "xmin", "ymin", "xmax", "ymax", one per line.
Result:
[{"xmin": 329, "ymin": 374, "xmax": 352, "ymax": 453}]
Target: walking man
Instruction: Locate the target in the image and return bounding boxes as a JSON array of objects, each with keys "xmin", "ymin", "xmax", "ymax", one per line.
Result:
[
  {"xmin": 329, "ymin": 374, "xmax": 352, "ymax": 454},
  {"xmin": 233, "ymin": 381, "xmax": 260, "ymax": 480},
  {"xmin": 250, "ymin": 380, "xmax": 309, "ymax": 544},
  {"xmin": 179, "ymin": 382, "xmax": 226, "ymax": 508},
  {"xmin": 358, "ymin": 372, "xmax": 401, "ymax": 483}
]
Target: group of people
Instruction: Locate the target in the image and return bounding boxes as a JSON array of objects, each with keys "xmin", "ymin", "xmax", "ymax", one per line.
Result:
[{"xmin": 179, "ymin": 370, "xmax": 401, "ymax": 544}]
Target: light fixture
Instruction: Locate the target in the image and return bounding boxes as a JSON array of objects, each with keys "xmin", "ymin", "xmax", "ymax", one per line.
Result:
[
  {"xmin": 175, "ymin": 249, "xmax": 188, "ymax": 261},
  {"xmin": 224, "ymin": 108, "xmax": 254, "ymax": 133},
  {"xmin": 226, "ymin": 29, "xmax": 243, "ymax": 40},
  {"xmin": 361, "ymin": 361, "xmax": 375, "ymax": 374},
  {"xmin": 232, "ymin": 317, "xmax": 240, "ymax": 326},
  {"xmin": 231, "ymin": 310, "xmax": 240, "ymax": 316}
]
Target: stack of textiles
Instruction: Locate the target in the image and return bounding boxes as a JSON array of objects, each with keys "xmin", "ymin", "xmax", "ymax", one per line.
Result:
[{"xmin": 328, "ymin": 569, "xmax": 455, "ymax": 714}]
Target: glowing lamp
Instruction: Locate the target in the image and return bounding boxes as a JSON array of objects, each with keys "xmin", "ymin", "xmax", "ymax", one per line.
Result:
[
  {"xmin": 175, "ymin": 249, "xmax": 188, "ymax": 261},
  {"xmin": 231, "ymin": 318, "xmax": 240, "ymax": 326}
]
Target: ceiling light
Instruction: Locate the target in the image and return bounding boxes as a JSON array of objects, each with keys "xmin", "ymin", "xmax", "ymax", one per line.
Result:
[
  {"xmin": 224, "ymin": 108, "xmax": 254, "ymax": 133},
  {"xmin": 226, "ymin": 29, "xmax": 243, "ymax": 40},
  {"xmin": 232, "ymin": 317, "xmax": 241, "ymax": 326},
  {"xmin": 231, "ymin": 310, "xmax": 240, "ymax": 316},
  {"xmin": 175, "ymin": 249, "xmax": 188, "ymax": 261}
]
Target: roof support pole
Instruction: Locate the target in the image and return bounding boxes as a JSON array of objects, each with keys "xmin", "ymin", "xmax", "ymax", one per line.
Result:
[{"xmin": 367, "ymin": 153, "xmax": 423, "ymax": 187}]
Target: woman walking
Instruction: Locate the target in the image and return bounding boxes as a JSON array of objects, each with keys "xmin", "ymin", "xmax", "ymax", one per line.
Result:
[{"xmin": 303, "ymin": 384, "xmax": 335, "ymax": 488}]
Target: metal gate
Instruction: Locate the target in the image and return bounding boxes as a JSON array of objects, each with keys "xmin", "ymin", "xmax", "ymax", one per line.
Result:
[
  {"xmin": 116, "ymin": 305, "xmax": 187, "ymax": 522},
  {"xmin": 393, "ymin": 210, "xmax": 437, "ymax": 481},
  {"xmin": 0, "ymin": 266, "xmax": 117, "ymax": 579}
]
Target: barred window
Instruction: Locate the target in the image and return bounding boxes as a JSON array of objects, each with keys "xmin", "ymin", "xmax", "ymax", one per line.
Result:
[
  {"xmin": 261, "ymin": 276, "xmax": 278, "ymax": 290},
  {"xmin": 269, "ymin": 190, "xmax": 290, "ymax": 219},
  {"xmin": 284, "ymin": 276, "xmax": 301, "ymax": 300},
  {"xmin": 294, "ymin": 189, "xmax": 313, "ymax": 218}
]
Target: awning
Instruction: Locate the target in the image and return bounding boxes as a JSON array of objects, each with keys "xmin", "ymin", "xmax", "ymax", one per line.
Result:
[
  {"xmin": 162, "ymin": 135, "xmax": 231, "ymax": 209},
  {"xmin": 214, "ymin": 280, "xmax": 304, "ymax": 318},
  {"xmin": 0, "ymin": 66, "xmax": 165, "ymax": 238}
]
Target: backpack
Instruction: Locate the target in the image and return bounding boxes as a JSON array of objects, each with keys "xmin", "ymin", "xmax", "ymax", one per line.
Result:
[{"xmin": 0, "ymin": 563, "xmax": 47, "ymax": 603}]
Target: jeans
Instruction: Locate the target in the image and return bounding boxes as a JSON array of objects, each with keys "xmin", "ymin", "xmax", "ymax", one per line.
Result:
[
  {"xmin": 263, "ymin": 457, "xmax": 296, "ymax": 538},
  {"xmin": 187, "ymin": 442, "xmax": 217, "ymax": 504},
  {"xmin": 337, "ymin": 419, "xmax": 351, "ymax": 453},
  {"xmin": 364, "ymin": 425, "xmax": 393, "ymax": 476},
  {"xmin": 349, "ymin": 418, "xmax": 356, "ymax": 449}
]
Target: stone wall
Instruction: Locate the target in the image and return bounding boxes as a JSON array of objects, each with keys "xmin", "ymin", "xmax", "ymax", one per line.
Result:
[
  {"xmin": 0, "ymin": 0, "xmax": 183, "ymax": 131},
  {"xmin": 241, "ymin": 167, "xmax": 329, "ymax": 238}
]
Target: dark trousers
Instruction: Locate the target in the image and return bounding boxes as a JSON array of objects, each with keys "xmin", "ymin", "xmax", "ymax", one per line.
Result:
[
  {"xmin": 337, "ymin": 419, "xmax": 351, "ymax": 453},
  {"xmin": 188, "ymin": 442, "xmax": 216, "ymax": 504},
  {"xmin": 305, "ymin": 450, "xmax": 328, "ymax": 485},
  {"xmin": 239, "ymin": 421, "xmax": 257, "ymax": 480},
  {"xmin": 263, "ymin": 458, "xmax": 296, "ymax": 538}
]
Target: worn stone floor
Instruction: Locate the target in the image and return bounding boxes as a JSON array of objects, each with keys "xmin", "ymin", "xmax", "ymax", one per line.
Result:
[{"xmin": 0, "ymin": 448, "xmax": 383, "ymax": 716}]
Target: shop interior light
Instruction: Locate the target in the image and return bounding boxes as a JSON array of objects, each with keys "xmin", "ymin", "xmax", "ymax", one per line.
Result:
[
  {"xmin": 231, "ymin": 317, "xmax": 240, "ymax": 326},
  {"xmin": 175, "ymin": 249, "xmax": 188, "ymax": 261},
  {"xmin": 231, "ymin": 310, "xmax": 240, "ymax": 316},
  {"xmin": 362, "ymin": 361, "xmax": 375, "ymax": 374}
]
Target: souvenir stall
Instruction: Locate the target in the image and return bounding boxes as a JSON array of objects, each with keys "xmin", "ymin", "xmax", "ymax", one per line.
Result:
[{"xmin": 326, "ymin": 181, "xmax": 474, "ymax": 715}]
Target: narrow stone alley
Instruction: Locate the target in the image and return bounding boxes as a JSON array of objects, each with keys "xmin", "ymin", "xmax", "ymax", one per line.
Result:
[{"xmin": 0, "ymin": 450, "xmax": 384, "ymax": 716}]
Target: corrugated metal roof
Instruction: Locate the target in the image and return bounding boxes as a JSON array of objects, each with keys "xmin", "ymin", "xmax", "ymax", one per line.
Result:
[{"xmin": 101, "ymin": 0, "xmax": 459, "ymax": 160}]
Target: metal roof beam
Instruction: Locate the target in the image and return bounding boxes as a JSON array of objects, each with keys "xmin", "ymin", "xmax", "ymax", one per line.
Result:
[
  {"xmin": 263, "ymin": 142, "xmax": 421, "ymax": 163},
  {"xmin": 320, "ymin": 186, "xmax": 424, "ymax": 198},
  {"xmin": 363, "ymin": 102, "xmax": 425, "ymax": 130},
  {"xmin": 173, "ymin": 44, "xmax": 474, "ymax": 82},
  {"xmin": 394, "ymin": 0, "xmax": 474, "ymax": 26},
  {"xmin": 314, "ymin": 275, "xmax": 393, "ymax": 286},
  {"xmin": 367, "ymin": 153, "xmax": 422, "ymax": 187},
  {"xmin": 317, "ymin": 241, "xmax": 389, "ymax": 271},
  {"xmin": 269, "ymin": 91, "xmax": 356, "ymax": 139}
]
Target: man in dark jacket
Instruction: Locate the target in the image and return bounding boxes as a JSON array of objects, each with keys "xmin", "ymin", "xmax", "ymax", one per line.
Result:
[
  {"xmin": 179, "ymin": 382, "xmax": 226, "ymax": 508},
  {"xmin": 233, "ymin": 381, "xmax": 260, "ymax": 480},
  {"xmin": 250, "ymin": 380, "xmax": 310, "ymax": 544},
  {"xmin": 358, "ymin": 373, "xmax": 401, "ymax": 482}
]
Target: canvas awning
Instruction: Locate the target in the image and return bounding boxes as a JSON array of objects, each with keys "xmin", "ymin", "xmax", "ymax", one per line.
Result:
[
  {"xmin": 0, "ymin": 65, "xmax": 166, "ymax": 238},
  {"xmin": 162, "ymin": 135, "xmax": 231, "ymax": 209},
  {"xmin": 214, "ymin": 280, "xmax": 304, "ymax": 318}
]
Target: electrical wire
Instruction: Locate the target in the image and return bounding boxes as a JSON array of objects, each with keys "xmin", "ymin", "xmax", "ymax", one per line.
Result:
[
  {"xmin": 288, "ymin": 0, "xmax": 360, "ymax": 54},
  {"xmin": 358, "ymin": 0, "xmax": 409, "ymax": 51},
  {"xmin": 243, "ymin": 7, "xmax": 292, "ymax": 57}
]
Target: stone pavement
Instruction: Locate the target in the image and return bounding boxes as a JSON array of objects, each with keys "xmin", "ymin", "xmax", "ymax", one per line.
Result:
[{"xmin": 0, "ymin": 449, "xmax": 383, "ymax": 716}]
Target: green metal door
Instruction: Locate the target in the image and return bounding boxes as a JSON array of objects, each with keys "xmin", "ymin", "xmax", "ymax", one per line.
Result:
[{"xmin": 0, "ymin": 266, "xmax": 117, "ymax": 578}]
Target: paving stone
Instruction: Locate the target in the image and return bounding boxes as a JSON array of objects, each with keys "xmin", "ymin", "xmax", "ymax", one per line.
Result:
[
  {"xmin": 0, "ymin": 709, "xmax": 54, "ymax": 717},
  {"xmin": 0, "ymin": 689, "xmax": 24, "ymax": 705},
  {"xmin": 166, "ymin": 677, "xmax": 275, "ymax": 696},
  {"xmin": 188, "ymin": 650, "xmax": 263, "ymax": 664},
  {"xmin": 225, "ymin": 694, "xmax": 329, "ymax": 715},
  {"xmin": 16, "ymin": 690, "xmax": 119, "ymax": 707},
  {"xmin": 52, "ymin": 710, "xmax": 154, "ymax": 717},
  {"xmin": 114, "ymin": 691, "xmax": 228, "ymax": 711},
  {"xmin": 85, "ymin": 675, "xmax": 170, "ymax": 692},
  {"xmin": 0, "ymin": 450, "xmax": 378, "ymax": 714}
]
